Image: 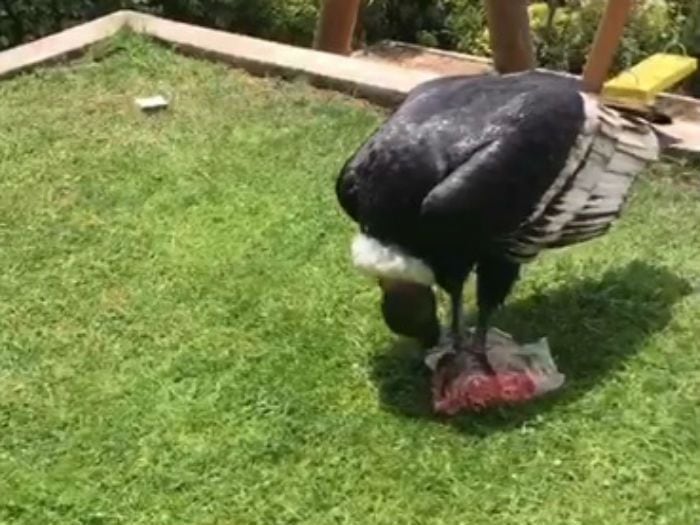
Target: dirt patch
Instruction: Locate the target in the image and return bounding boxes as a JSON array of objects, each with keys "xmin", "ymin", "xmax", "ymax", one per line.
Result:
[{"xmin": 354, "ymin": 42, "xmax": 492, "ymax": 77}]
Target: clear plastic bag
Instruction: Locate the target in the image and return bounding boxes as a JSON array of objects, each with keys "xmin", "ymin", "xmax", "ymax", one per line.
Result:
[{"xmin": 425, "ymin": 328, "xmax": 565, "ymax": 414}]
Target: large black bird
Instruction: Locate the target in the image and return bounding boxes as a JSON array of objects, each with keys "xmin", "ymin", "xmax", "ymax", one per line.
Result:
[{"xmin": 336, "ymin": 71, "xmax": 662, "ymax": 369}]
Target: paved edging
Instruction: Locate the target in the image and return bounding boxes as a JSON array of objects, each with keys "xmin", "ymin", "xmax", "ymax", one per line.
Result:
[{"xmin": 124, "ymin": 12, "xmax": 438, "ymax": 106}]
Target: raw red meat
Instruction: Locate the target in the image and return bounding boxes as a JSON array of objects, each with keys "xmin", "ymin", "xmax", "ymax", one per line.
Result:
[
  {"xmin": 426, "ymin": 330, "xmax": 564, "ymax": 414},
  {"xmin": 432, "ymin": 366, "xmax": 538, "ymax": 414}
]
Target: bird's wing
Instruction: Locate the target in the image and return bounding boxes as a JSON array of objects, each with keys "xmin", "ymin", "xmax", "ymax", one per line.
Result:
[
  {"xmin": 335, "ymin": 157, "xmax": 360, "ymax": 223},
  {"xmin": 505, "ymin": 96, "xmax": 660, "ymax": 262},
  {"xmin": 338, "ymin": 73, "xmax": 585, "ymax": 239},
  {"xmin": 421, "ymin": 92, "xmax": 659, "ymax": 261},
  {"xmin": 420, "ymin": 88, "xmax": 586, "ymax": 241},
  {"xmin": 420, "ymin": 138, "xmax": 518, "ymax": 236}
]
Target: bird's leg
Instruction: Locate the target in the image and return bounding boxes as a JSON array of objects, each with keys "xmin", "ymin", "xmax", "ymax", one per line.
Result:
[
  {"xmin": 473, "ymin": 255, "xmax": 522, "ymax": 374},
  {"xmin": 449, "ymin": 284, "xmax": 465, "ymax": 353},
  {"xmin": 468, "ymin": 306, "xmax": 495, "ymax": 374},
  {"xmin": 473, "ymin": 307, "xmax": 491, "ymax": 354},
  {"xmin": 447, "ymin": 283, "xmax": 493, "ymax": 374}
]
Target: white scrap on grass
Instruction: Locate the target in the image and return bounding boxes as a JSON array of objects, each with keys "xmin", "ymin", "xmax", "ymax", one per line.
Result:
[{"xmin": 135, "ymin": 95, "xmax": 169, "ymax": 112}]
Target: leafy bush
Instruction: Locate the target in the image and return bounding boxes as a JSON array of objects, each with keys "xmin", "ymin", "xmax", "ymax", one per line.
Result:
[
  {"xmin": 361, "ymin": 0, "xmax": 455, "ymax": 48},
  {"xmin": 679, "ymin": 0, "xmax": 700, "ymax": 55},
  {"xmin": 676, "ymin": 0, "xmax": 700, "ymax": 95},
  {"xmin": 0, "ymin": 1, "xmax": 154, "ymax": 49},
  {"xmin": 156, "ymin": 0, "xmax": 319, "ymax": 46},
  {"xmin": 443, "ymin": 0, "xmax": 489, "ymax": 55},
  {"xmin": 447, "ymin": 0, "xmax": 688, "ymax": 74},
  {"xmin": 362, "ymin": 0, "xmax": 694, "ymax": 75}
]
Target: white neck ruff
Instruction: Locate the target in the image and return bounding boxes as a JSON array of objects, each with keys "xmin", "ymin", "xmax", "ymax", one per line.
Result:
[{"xmin": 351, "ymin": 233, "xmax": 436, "ymax": 286}]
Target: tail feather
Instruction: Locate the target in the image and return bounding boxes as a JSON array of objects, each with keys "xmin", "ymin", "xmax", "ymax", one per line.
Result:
[{"xmin": 651, "ymin": 124, "xmax": 683, "ymax": 153}]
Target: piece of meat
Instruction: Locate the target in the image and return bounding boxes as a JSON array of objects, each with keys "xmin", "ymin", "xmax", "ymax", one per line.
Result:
[
  {"xmin": 425, "ymin": 329, "xmax": 565, "ymax": 415},
  {"xmin": 432, "ymin": 363, "xmax": 537, "ymax": 414}
]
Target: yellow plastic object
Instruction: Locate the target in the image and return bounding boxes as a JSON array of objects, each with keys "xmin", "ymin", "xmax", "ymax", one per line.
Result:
[{"xmin": 603, "ymin": 53, "xmax": 698, "ymax": 107}]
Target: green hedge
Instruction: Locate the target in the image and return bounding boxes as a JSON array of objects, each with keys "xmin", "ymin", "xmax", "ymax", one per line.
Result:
[
  {"xmin": 0, "ymin": 1, "xmax": 139, "ymax": 49},
  {"xmin": 0, "ymin": 0, "xmax": 698, "ymax": 83},
  {"xmin": 153, "ymin": 0, "xmax": 319, "ymax": 47}
]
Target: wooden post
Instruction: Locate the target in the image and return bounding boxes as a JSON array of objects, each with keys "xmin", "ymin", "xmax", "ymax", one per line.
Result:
[
  {"xmin": 582, "ymin": 0, "xmax": 635, "ymax": 93},
  {"xmin": 315, "ymin": 0, "xmax": 362, "ymax": 55},
  {"xmin": 484, "ymin": 0, "xmax": 536, "ymax": 74}
]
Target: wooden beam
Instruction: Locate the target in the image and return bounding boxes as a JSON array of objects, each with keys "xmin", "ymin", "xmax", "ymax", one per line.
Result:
[
  {"xmin": 582, "ymin": 0, "xmax": 635, "ymax": 93},
  {"xmin": 314, "ymin": 0, "xmax": 362, "ymax": 55},
  {"xmin": 484, "ymin": 0, "xmax": 535, "ymax": 74}
]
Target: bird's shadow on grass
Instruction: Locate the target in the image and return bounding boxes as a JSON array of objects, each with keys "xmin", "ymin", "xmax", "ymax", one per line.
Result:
[{"xmin": 369, "ymin": 261, "xmax": 691, "ymax": 436}]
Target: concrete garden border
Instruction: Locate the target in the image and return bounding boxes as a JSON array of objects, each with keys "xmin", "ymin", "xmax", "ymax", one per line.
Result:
[{"xmin": 0, "ymin": 10, "xmax": 698, "ymax": 154}]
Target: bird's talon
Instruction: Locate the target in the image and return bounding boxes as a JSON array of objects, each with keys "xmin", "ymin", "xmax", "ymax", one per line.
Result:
[{"xmin": 466, "ymin": 347, "xmax": 495, "ymax": 375}]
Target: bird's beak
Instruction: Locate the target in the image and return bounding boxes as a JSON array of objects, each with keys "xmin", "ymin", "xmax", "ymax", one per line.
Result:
[{"xmin": 378, "ymin": 278, "xmax": 440, "ymax": 348}]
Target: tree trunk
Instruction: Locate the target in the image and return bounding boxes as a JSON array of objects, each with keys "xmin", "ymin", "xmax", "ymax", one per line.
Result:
[
  {"xmin": 314, "ymin": 0, "xmax": 362, "ymax": 55},
  {"xmin": 484, "ymin": 0, "xmax": 536, "ymax": 74},
  {"xmin": 582, "ymin": 0, "xmax": 634, "ymax": 93}
]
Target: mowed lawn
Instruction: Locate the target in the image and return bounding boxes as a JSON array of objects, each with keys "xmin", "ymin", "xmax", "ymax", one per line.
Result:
[{"xmin": 1, "ymin": 34, "xmax": 700, "ymax": 525}]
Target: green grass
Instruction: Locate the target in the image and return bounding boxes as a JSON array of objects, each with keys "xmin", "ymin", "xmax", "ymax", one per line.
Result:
[{"xmin": 1, "ymin": 34, "xmax": 700, "ymax": 525}]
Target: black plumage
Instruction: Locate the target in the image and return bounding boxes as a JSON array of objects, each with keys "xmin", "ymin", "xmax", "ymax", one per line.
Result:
[{"xmin": 336, "ymin": 71, "xmax": 660, "ymax": 361}]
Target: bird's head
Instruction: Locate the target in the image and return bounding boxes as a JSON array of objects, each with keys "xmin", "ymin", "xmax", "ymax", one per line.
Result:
[
  {"xmin": 379, "ymin": 278, "xmax": 440, "ymax": 349},
  {"xmin": 351, "ymin": 232, "xmax": 441, "ymax": 348}
]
